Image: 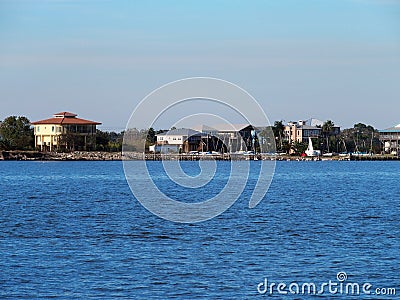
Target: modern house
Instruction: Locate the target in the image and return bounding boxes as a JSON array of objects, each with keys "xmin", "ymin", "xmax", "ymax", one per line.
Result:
[
  {"xmin": 154, "ymin": 128, "xmax": 203, "ymax": 153},
  {"xmin": 151, "ymin": 124, "xmax": 256, "ymax": 153},
  {"xmin": 379, "ymin": 123, "xmax": 400, "ymax": 155},
  {"xmin": 31, "ymin": 112, "xmax": 101, "ymax": 151},
  {"xmin": 193, "ymin": 123, "xmax": 255, "ymax": 153},
  {"xmin": 284, "ymin": 118, "xmax": 340, "ymax": 143}
]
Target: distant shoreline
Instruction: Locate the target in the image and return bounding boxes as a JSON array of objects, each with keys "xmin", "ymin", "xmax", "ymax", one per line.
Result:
[{"xmin": 1, "ymin": 151, "xmax": 399, "ymax": 161}]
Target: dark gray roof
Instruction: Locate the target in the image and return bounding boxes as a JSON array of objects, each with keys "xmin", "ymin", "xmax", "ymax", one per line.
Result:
[
  {"xmin": 192, "ymin": 124, "xmax": 218, "ymax": 132},
  {"xmin": 211, "ymin": 123, "xmax": 253, "ymax": 132},
  {"xmin": 157, "ymin": 128, "xmax": 202, "ymax": 136},
  {"xmin": 298, "ymin": 125, "xmax": 322, "ymax": 130},
  {"xmin": 192, "ymin": 123, "xmax": 253, "ymax": 132}
]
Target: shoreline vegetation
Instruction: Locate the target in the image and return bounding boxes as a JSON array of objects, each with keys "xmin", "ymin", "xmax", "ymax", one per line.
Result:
[
  {"xmin": 1, "ymin": 150, "xmax": 399, "ymax": 161},
  {"xmin": 0, "ymin": 115, "xmax": 398, "ymax": 160}
]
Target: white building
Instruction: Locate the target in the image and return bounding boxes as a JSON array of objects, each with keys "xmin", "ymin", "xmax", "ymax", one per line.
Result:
[
  {"xmin": 379, "ymin": 123, "xmax": 400, "ymax": 155},
  {"xmin": 153, "ymin": 128, "xmax": 203, "ymax": 153}
]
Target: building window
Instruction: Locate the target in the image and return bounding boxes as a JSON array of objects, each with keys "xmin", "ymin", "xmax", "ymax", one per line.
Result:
[
  {"xmin": 37, "ymin": 126, "xmax": 40, "ymax": 132},
  {"xmin": 52, "ymin": 126, "xmax": 55, "ymax": 132}
]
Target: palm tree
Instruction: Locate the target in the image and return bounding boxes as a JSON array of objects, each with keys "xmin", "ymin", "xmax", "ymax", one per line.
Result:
[
  {"xmin": 322, "ymin": 120, "xmax": 334, "ymax": 153},
  {"xmin": 273, "ymin": 121, "xmax": 285, "ymax": 151}
]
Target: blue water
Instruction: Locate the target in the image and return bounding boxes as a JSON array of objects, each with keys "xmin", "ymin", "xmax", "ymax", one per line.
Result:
[{"xmin": 0, "ymin": 161, "xmax": 399, "ymax": 299}]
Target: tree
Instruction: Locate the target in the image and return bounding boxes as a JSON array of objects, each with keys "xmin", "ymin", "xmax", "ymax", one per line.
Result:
[
  {"xmin": 257, "ymin": 126, "xmax": 275, "ymax": 152},
  {"xmin": 95, "ymin": 130, "xmax": 123, "ymax": 152},
  {"xmin": 122, "ymin": 128, "xmax": 146, "ymax": 152},
  {"xmin": 292, "ymin": 141, "xmax": 308, "ymax": 156},
  {"xmin": 108, "ymin": 131, "xmax": 123, "ymax": 152},
  {"xmin": 146, "ymin": 128, "xmax": 156, "ymax": 144},
  {"xmin": 272, "ymin": 121, "xmax": 285, "ymax": 152},
  {"xmin": 322, "ymin": 120, "xmax": 334, "ymax": 153},
  {"xmin": 281, "ymin": 140, "xmax": 291, "ymax": 154},
  {"xmin": 96, "ymin": 129, "xmax": 110, "ymax": 151},
  {"xmin": 339, "ymin": 123, "xmax": 378, "ymax": 153},
  {"xmin": 59, "ymin": 131, "xmax": 84, "ymax": 151},
  {"xmin": 0, "ymin": 116, "xmax": 34, "ymax": 150}
]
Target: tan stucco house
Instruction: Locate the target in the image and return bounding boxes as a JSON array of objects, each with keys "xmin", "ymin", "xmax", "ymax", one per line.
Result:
[{"xmin": 31, "ymin": 112, "xmax": 101, "ymax": 151}]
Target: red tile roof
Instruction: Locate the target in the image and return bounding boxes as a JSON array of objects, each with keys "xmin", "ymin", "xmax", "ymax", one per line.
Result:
[{"xmin": 31, "ymin": 112, "xmax": 101, "ymax": 125}]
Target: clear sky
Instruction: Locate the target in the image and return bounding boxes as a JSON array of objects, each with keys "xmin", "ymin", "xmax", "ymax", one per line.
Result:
[{"xmin": 0, "ymin": 0, "xmax": 399, "ymax": 130}]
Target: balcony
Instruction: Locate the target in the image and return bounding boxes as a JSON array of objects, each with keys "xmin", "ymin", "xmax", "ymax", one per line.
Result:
[{"xmin": 380, "ymin": 134, "xmax": 400, "ymax": 140}]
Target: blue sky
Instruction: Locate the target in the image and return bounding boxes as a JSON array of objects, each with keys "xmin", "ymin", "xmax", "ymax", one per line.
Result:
[{"xmin": 0, "ymin": 0, "xmax": 399, "ymax": 130}]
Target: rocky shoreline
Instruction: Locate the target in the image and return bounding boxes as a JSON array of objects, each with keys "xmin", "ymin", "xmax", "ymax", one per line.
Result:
[
  {"xmin": 1, "ymin": 151, "xmax": 399, "ymax": 161},
  {"xmin": 0, "ymin": 151, "xmax": 122, "ymax": 161}
]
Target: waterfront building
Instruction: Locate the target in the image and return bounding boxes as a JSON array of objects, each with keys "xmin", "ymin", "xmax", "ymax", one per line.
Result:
[
  {"xmin": 155, "ymin": 128, "xmax": 203, "ymax": 153},
  {"xmin": 284, "ymin": 118, "xmax": 340, "ymax": 144},
  {"xmin": 152, "ymin": 124, "xmax": 255, "ymax": 153},
  {"xmin": 31, "ymin": 112, "xmax": 101, "ymax": 151},
  {"xmin": 192, "ymin": 124, "xmax": 255, "ymax": 153},
  {"xmin": 379, "ymin": 123, "xmax": 400, "ymax": 155}
]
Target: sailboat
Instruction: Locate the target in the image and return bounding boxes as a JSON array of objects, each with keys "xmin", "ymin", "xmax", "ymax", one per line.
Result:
[{"xmin": 305, "ymin": 137, "xmax": 321, "ymax": 157}]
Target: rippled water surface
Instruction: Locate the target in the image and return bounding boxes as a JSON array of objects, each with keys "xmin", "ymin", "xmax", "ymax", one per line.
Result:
[{"xmin": 0, "ymin": 161, "xmax": 399, "ymax": 299}]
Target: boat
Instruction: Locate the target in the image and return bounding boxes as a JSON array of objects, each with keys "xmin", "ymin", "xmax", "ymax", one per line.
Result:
[{"xmin": 305, "ymin": 137, "xmax": 321, "ymax": 157}]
